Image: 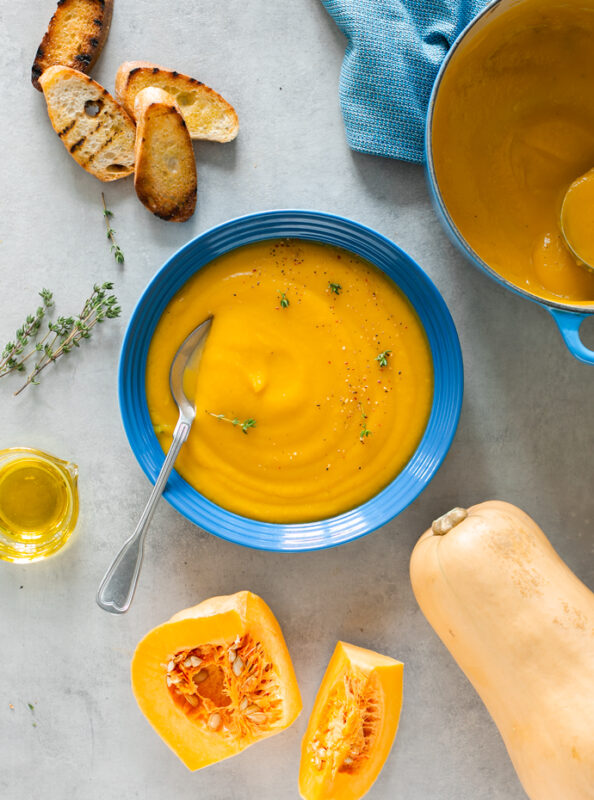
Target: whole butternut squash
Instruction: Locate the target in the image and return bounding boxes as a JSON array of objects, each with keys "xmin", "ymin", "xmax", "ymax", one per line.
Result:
[{"xmin": 410, "ymin": 501, "xmax": 594, "ymax": 800}]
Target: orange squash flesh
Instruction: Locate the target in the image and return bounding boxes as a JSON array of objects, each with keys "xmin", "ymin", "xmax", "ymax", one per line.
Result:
[
  {"xmin": 131, "ymin": 591, "xmax": 302, "ymax": 770},
  {"xmin": 299, "ymin": 642, "xmax": 403, "ymax": 800}
]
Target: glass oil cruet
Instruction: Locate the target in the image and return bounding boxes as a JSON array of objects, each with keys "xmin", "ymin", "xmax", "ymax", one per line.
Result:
[{"xmin": 0, "ymin": 447, "xmax": 79, "ymax": 563}]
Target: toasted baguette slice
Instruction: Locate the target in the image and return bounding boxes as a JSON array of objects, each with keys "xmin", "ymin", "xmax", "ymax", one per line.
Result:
[
  {"xmin": 32, "ymin": 0, "xmax": 113, "ymax": 91},
  {"xmin": 134, "ymin": 88, "xmax": 197, "ymax": 222},
  {"xmin": 39, "ymin": 65, "xmax": 135, "ymax": 182},
  {"xmin": 116, "ymin": 61, "xmax": 238, "ymax": 142}
]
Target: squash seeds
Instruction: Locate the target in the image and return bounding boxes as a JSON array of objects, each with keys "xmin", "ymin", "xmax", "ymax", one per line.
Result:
[{"xmin": 165, "ymin": 635, "xmax": 283, "ymax": 739}]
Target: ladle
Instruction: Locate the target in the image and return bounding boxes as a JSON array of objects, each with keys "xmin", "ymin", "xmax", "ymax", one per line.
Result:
[{"xmin": 561, "ymin": 167, "xmax": 594, "ymax": 271}]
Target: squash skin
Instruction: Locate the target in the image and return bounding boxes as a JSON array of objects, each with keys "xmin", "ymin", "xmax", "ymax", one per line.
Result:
[
  {"xmin": 410, "ymin": 501, "xmax": 594, "ymax": 800},
  {"xmin": 299, "ymin": 641, "xmax": 403, "ymax": 800},
  {"xmin": 131, "ymin": 591, "xmax": 301, "ymax": 770}
]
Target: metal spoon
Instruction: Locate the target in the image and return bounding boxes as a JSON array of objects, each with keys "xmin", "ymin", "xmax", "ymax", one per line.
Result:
[
  {"xmin": 560, "ymin": 168, "xmax": 594, "ymax": 271},
  {"xmin": 96, "ymin": 316, "xmax": 213, "ymax": 614}
]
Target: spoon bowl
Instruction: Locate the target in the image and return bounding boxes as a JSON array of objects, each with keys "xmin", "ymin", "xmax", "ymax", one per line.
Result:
[
  {"xmin": 171, "ymin": 317, "xmax": 213, "ymax": 414},
  {"xmin": 96, "ymin": 316, "xmax": 212, "ymax": 614}
]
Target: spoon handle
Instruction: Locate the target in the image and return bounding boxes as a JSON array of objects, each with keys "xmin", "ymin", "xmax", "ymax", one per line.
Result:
[{"xmin": 96, "ymin": 416, "xmax": 192, "ymax": 614}]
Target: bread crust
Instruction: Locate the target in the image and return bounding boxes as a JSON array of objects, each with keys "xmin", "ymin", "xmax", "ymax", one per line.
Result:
[
  {"xmin": 134, "ymin": 87, "xmax": 197, "ymax": 222},
  {"xmin": 115, "ymin": 60, "xmax": 239, "ymax": 142},
  {"xmin": 32, "ymin": 0, "xmax": 113, "ymax": 91},
  {"xmin": 39, "ymin": 65, "xmax": 135, "ymax": 182}
]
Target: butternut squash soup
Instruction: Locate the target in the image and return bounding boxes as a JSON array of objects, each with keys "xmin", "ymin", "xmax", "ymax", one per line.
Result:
[
  {"xmin": 432, "ymin": 0, "xmax": 594, "ymax": 305},
  {"xmin": 145, "ymin": 240, "xmax": 433, "ymax": 523}
]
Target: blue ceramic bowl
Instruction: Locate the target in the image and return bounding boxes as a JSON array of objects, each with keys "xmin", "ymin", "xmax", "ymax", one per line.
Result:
[
  {"xmin": 425, "ymin": 0, "xmax": 594, "ymax": 365},
  {"xmin": 119, "ymin": 210, "xmax": 463, "ymax": 551}
]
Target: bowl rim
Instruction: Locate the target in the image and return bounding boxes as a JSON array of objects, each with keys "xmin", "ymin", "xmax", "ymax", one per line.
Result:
[
  {"xmin": 425, "ymin": 0, "xmax": 594, "ymax": 315},
  {"xmin": 119, "ymin": 209, "xmax": 464, "ymax": 552}
]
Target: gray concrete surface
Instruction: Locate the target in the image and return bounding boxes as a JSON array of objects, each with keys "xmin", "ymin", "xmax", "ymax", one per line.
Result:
[{"xmin": 1, "ymin": 1, "xmax": 593, "ymax": 798}]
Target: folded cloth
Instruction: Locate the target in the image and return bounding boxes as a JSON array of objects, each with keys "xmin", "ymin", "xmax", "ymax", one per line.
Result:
[{"xmin": 321, "ymin": 0, "xmax": 487, "ymax": 163}]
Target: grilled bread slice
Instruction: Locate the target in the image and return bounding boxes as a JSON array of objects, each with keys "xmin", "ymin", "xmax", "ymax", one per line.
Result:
[
  {"xmin": 134, "ymin": 88, "xmax": 197, "ymax": 222},
  {"xmin": 32, "ymin": 0, "xmax": 113, "ymax": 91},
  {"xmin": 116, "ymin": 61, "xmax": 238, "ymax": 142},
  {"xmin": 39, "ymin": 65, "xmax": 135, "ymax": 181}
]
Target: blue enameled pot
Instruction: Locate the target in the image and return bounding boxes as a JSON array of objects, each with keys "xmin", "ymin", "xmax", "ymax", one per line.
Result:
[{"xmin": 425, "ymin": 0, "xmax": 594, "ymax": 365}]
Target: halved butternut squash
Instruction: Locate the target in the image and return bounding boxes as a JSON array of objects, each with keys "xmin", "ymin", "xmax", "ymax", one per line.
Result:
[
  {"xmin": 299, "ymin": 642, "xmax": 403, "ymax": 800},
  {"xmin": 131, "ymin": 590, "xmax": 302, "ymax": 770}
]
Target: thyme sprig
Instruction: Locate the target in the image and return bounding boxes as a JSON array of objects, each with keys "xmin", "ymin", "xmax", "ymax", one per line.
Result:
[
  {"xmin": 328, "ymin": 282, "xmax": 342, "ymax": 295},
  {"xmin": 0, "ymin": 284, "xmax": 121, "ymax": 395},
  {"xmin": 0, "ymin": 290, "xmax": 53, "ymax": 374},
  {"xmin": 206, "ymin": 411, "xmax": 256, "ymax": 434},
  {"xmin": 375, "ymin": 350, "xmax": 391, "ymax": 368},
  {"xmin": 279, "ymin": 291, "xmax": 290, "ymax": 308},
  {"xmin": 102, "ymin": 192, "xmax": 125, "ymax": 264}
]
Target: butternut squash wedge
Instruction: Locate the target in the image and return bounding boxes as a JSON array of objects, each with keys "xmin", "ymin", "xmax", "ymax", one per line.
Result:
[
  {"xmin": 131, "ymin": 591, "xmax": 302, "ymax": 770},
  {"xmin": 410, "ymin": 501, "xmax": 594, "ymax": 800},
  {"xmin": 299, "ymin": 642, "xmax": 403, "ymax": 800}
]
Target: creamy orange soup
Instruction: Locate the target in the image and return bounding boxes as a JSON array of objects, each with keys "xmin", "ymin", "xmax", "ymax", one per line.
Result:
[
  {"xmin": 432, "ymin": 0, "xmax": 594, "ymax": 305},
  {"xmin": 145, "ymin": 240, "xmax": 433, "ymax": 523}
]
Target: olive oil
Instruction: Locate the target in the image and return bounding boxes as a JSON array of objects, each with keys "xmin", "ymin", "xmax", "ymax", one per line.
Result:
[{"xmin": 0, "ymin": 449, "xmax": 78, "ymax": 562}]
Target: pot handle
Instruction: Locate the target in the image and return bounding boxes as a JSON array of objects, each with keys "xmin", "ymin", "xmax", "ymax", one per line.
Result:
[{"xmin": 548, "ymin": 308, "xmax": 594, "ymax": 365}]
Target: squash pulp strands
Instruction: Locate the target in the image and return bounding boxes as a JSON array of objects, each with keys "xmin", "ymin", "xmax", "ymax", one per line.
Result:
[
  {"xmin": 165, "ymin": 635, "xmax": 283, "ymax": 738},
  {"xmin": 300, "ymin": 642, "xmax": 403, "ymax": 800},
  {"xmin": 131, "ymin": 591, "xmax": 302, "ymax": 770},
  {"xmin": 308, "ymin": 670, "xmax": 382, "ymax": 776}
]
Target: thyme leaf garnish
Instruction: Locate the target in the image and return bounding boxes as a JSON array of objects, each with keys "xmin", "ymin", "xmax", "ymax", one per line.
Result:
[
  {"xmin": 206, "ymin": 411, "xmax": 256, "ymax": 434},
  {"xmin": 375, "ymin": 350, "xmax": 391, "ymax": 368},
  {"xmin": 359, "ymin": 407, "xmax": 372, "ymax": 443},
  {"xmin": 153, "ymin": 423, "xmax": 173, "ymax": 435}
]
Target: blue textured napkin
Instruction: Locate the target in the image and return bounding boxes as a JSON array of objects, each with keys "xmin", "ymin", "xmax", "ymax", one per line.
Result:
[{"xmin": 321, "ymin": 0, "xmax": 487, "ymax": 162}]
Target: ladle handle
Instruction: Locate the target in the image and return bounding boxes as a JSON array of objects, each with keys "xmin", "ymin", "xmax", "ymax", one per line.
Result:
[{"xmin": 96, "ymin": 417, "xmax": 192, "ymax": 614}]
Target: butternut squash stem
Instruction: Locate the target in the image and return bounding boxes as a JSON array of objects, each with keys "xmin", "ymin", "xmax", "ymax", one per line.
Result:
[{"xmin": 431, "ymin": 507, "xmax": 468, "ymax": 536}]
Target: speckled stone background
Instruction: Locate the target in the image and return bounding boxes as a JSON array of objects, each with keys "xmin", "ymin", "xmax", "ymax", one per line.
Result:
[{"xmin": 1, "ymin": 2, "xmax": 593, "ymax": 798}]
